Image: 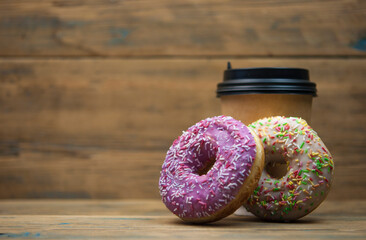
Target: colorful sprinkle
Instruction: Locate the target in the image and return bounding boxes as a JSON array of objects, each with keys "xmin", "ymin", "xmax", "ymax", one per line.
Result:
[{"xmin": 245, "ymin": 116, "xmax": 334, "ymax": 221}]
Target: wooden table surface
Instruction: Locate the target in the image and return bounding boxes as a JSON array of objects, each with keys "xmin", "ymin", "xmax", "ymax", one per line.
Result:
[{"xmin": 0, "ymin": 200, "xmax": 365, "ymax": 239}]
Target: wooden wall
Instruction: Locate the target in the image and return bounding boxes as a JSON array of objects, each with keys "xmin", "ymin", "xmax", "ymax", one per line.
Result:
[{"xmin": 0, "ymin": 0, "xmax": 365, "ymax": 200}]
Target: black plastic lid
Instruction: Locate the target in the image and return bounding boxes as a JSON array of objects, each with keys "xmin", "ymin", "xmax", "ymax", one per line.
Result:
[{"xmin": 216, "ymin": 63, "xmax": 317, "ymax": 97}]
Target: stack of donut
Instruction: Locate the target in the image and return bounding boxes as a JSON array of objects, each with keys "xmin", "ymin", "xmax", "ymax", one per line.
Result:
[{"xmin": 159, "ymin": 115, "xmax": 334, "ymax": 223}]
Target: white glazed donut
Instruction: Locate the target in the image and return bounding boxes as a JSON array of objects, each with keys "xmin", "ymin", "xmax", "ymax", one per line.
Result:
[{"xmin": 244, "ymin": 116, "xmax": 334, "ymax": 221}]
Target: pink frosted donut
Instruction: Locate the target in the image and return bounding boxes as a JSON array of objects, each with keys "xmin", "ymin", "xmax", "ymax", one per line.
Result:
[
  {"xmin": 244, "ymin": 116, "xmax": 334, "ymax": 221},
  {"xmin": 159, "ymin": 116, "xmax": 264, "ymax": 223}
]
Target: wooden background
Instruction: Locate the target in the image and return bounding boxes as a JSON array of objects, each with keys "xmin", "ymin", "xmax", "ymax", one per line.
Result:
[{"xmin": 0, "ymin": 0, "xmax": 365, "ymax": 200}]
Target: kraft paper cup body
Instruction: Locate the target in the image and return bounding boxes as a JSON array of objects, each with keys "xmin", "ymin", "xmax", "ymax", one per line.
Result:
[{"xmin": 221, "ymin": 94, "xmax": 313, "ymax": 125}]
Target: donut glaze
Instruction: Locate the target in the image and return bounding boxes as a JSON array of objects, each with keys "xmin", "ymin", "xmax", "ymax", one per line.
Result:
[
  {"xmin": 244, "ymin": 116, "xmax": 334, "ymax": 221},
  {"xmin": 159, "ymin": 116, "xmax": 263, "ymax": 223}
]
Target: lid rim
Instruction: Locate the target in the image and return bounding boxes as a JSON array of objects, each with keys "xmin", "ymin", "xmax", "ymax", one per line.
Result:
[
  {"xmin": 218, "ymin": 81, "xmax": 316, "ymax": 87},
  {"xmin": 217, "ymin": 86, "xmax": 317, "ymax": 91},
  {"xmin": 216, "ymin": 91, "xmax": 317, "ymax": 97},
  {"xmin": 217, "ymin": 67, "xmax": 316, "ymax": 98}
]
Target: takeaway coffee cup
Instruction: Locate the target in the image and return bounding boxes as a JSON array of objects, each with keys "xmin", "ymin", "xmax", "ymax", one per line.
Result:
[{"xmin": 216, "ymin": 64, "xmax": 317, "ymax": 125}]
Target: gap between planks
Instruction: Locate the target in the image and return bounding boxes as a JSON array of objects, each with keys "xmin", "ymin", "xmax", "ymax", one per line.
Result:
[{"xmin": 0, "ymin": 55, "xmax": 366, "ymax": 60}]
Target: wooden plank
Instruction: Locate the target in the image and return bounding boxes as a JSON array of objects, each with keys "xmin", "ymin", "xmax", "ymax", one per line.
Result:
[
  {"xmin": 0, "ymin": 200, "xmax": 365, "ymax": 239},
  {"xmin": 0, "ymin": 199, "xmax": 171, "ymax": 216},
  {"xmin": 0, "ymin": 58, "xmax": 365, "ymax": 199},
  {"xmin": 0, "ymin": 59, "xmax": 221, "ymax": 152},
  {"xmin": 1, "ymin": 199, "xmax": 365, "ymax": 216},
  {"xmin": 0, "ymin": 149, "xmax": 165, "ymax": 199},
  {"xmin": 0, "ymin": 215, "xmax": 363, "ymax": 240},
  {"xmin": 0, "ymin": 0, "xmax": 365, "ymax": 56}
]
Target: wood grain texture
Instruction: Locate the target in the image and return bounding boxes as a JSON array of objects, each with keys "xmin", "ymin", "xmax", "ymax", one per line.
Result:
[
  {"xmin": 0, "ymin": 199, "xmax": 170, "ymax": 216},
  {"xmin": 0, "ymin": 0, "xmax": 365, "ymax": 56},
  {"xmin": 0, "ymin": 199, "xmax": 365, "ymax": 216},
  {"xmin": 0, "ymin": 200, "xmax": 365, "ymax": 239},
  {"xmin": 0, "ymin": 58, "xmax": 365, "ymax": 200}
]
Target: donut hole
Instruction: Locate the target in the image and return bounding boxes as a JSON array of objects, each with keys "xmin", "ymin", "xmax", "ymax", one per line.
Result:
[
  {"xmin": 188, "ymin": 137, "xmax": 218, "ymax": 176},
  {"xmin": 265, "ymin": 155, "xmax": 289, "ymax": 179},
  {"xmin": 197, "ymin": 157, "xmax": 216, "ymax": 176}
]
